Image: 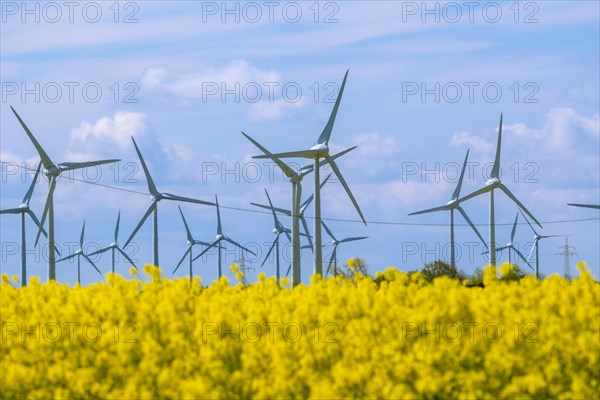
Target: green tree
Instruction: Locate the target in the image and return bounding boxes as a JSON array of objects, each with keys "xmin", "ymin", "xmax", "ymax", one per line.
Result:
[{"xmin": 419, "ymin": 260, "xmax": 467, "ymax": 282}]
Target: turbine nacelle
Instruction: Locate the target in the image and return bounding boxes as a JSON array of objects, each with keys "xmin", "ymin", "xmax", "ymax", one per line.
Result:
[
  {"xmin": 45, "ymin": 164, "xmax": 61, "ymax": 177},
  {"xmin": 446, "ymin": 199, "xmax": 458, "ymax": 207},
  {"xmin": 310, "ymin": 143, "xmax": 329, "ymax": 157},
  {"xmin": 485, "ymin": 177, "xmax": 501, "ymax": 187},
  {"xmin": 272, "ymin": 228, "xmax": 278, "ymax": 234},
  {"xmin": 216, "ymin": 234, "xmax": 224, "ymax": 240}
]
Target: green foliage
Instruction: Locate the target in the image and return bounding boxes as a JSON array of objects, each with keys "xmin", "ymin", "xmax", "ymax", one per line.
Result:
[{"xmin": 419, "ymin": 260, "xmax": 467, "ymax": 282}]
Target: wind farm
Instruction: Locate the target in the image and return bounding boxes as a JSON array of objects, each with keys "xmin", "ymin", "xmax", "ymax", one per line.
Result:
[
  {"xmin": 1, "ymin": 3, "xmax": 598, "ymax": 398},
  {"xmin": 1, "ymin": 78, "xmax": 596, "ymax": 286}
]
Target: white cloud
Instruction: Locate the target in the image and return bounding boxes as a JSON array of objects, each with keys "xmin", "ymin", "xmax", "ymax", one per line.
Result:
[
  {"xmin": 504, "ymin": 108, "xmax": 599, "ymax": 152},
  {"xmin": 141, "ymin": 60, "xmax": 281, "ymax": 99},
  {"xmin": 68, "ymin": 111, "xmax": 149, "ymax": 156},
  {"xmin": 247, "ymin": 98, "xmax": 305, "ymax": 122},
  {"xmin": 451, "ymin": 131, "xmax": 493, "ymax": 154},
  {"xmin": 351, "ymin": 133, "xmax": 402, "ymax": 157}
]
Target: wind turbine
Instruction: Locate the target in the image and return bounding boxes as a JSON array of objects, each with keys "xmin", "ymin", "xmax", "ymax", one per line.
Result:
[
  {"xmin": 493, "ymin": 213, "xmax": 532, "ymax": 271},
  {"xmin": 243, "ymin": 130, "xmax": 355, "ymax": 285},
  {"xmin": 56, "ymin": 221, "xmax": 102, "ymax": 284},
  {"xmin": 255, "ymin": 189, "xmax": 292, "ymax": 280},
  {"xmin": 11, "ymin": 106, "xmax": 120, "ymax": 281},
  {"xmin": 251, "ymin": 174, "xmax": 333, "ymax": 254},
  {"xmin": 0, "ymin": 163, "xmax": 47, "ymax": 287},
  {"xmin": 408, "ymin": 149, "xmax": 487, "ymax": 267},
  {"xmin": 567, "ymin": 203, "xmax": 600, "ymax": 210},
  {"xmin": 250, "ymin": 70, "xmax": 366, "ymax": 277},
  {"xmin": 520, "ymin": 210, "xmax": 559, "ymax": 279},
  {"xmin": 87, "ymin": 211, "xmax": 138, "ymax": 274},
  {"xmin": 321, "ymin": 221, "xmax": 368, "ymax": 277},
  {"xmin": 171, "ymin": 205, "xmax": 212, "ymax": 282},
  {"xmin": 124, "ymin": 137, "xmax": 215, "ymax": 267},
  {"xmin": 457, "ymin": 114, "xmax": 541, "ymax": 266},
  {"xmin": 192, "ymin": 195, "xmax": 256, "ymax": 278}
]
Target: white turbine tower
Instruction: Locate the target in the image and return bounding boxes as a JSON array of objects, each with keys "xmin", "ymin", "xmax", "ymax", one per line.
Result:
[
  {"xmin": 11, "ymin": 106, "xmax": 120, "ymax": 281},
  {"xmin": 0, "ymin": 163, "xmax": 47, "ymax": 287},
  {"xmin": 251, "ymin": 70, "xmax": 366, "ymax": 277},
  {"xmin": 321, "ymin": 221, "xmax": 368, "ymax": 277},
  {"xmin": 171, "ymin": 205, "xmax": 213, "ymax": 282},
  {"xmin": 124, "ymin": 137, "xmax": 215, "ymax": 267},
  {"xmin": 457, "ymin": 114, "xmax": 541, "ymax": 266},
  {"xmin": 56, "ymin": 221, "xmax": 102, "ymax": 284},
  {"xmin": 408, "ymin": 149, "xmax": 487, "ymax": 267},
  {"xmin": 192, "ymin": 195, "xmax": 256, "ymax": 278},
  {"xmin": 87, "ymin": 211, "xmax": 138, "ymax": 274},
  {"xmin": 520, "ymin": 210, "xmax": 559, "ymax": 279}
]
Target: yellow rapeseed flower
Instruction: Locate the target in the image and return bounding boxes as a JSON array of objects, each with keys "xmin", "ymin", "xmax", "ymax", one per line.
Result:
[{"xmin": 0, "ymin": 264, "xmax": 597, "ymax": 398}]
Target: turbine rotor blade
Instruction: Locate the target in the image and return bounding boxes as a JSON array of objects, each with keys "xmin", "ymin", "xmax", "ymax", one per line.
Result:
[
  {"xmin": 456, "ymin": 206, "xmax": 487, "ymax": 248},
  {"xmin": 215, "ymin": 195, "xmax": 222, "ymax": 236},
  {"xmin": 26, "ymin": 210, "xmax": 48, "ymax": 238},
  {"xmin": 512, "ymin": 247, "xmax": 533, "ymax": 271},
  {"xmin": 131, "ymin": 137, "xmax": 159, "ymax": 195},
  {"xmin": 117, "ymin": 247, "xmax": 138, "ymax": 269},
  {"xmin": 80, "ymin": 221, "xmax": 86, "ymax": 248},
  {"xmin": 35, "ymin": 177, "xmax": 56, "ymax": 246},
  {"xmin": 0, "ymin": 208, "xmax": 22, "ymax": 214},
  {"xmin": 452, "ymin": 149, "xmax": 470, "ymax": 200},
  {"xmin": 518, "ymin": 209, "xmax": 538, "ymax": 236},
  {"xmin": 23, "ymin": 163, "xmax": 42, "ymax": 204},
  {"xmin": 223, "ymin": 236, "xmax": 256, "ymax": 256},
  {"xmin": 262, "ymin": 237, "xmax": 278, "ymax": 267},
  {"xmin": 241, "ymin": 132, "xmax": 298, "ymax": 179},
  {"xmin": 10, "ymin": 106, "xmax": 54, "ymax": 169},
  {"xmin": 124, "ymin": 201, "xmax": 156, "ymax": 247},
  {"xmin": 317, "ymin": 69, "xmax": 349, "ymax": 146},
  {"xmin": 58, "ymin": 160, "xmax": 120, "ymax": 171},
  {"xmin": 115, "ymin": 211, "xmax": 121, "ymax": 242},
  {"xmin": 300, "ymin": 216, "xmax": 314, "ymax": 252},
  {"xmin": 568, "ymin": 203, "xmax": 600, "ymax": 209},
  {"xmin": 250, "ymin": 202, "xmax": 292, "ymax": 217},
  {"xmin": 320, "ymin": 221, "xmax": 336, "ymax": 242},
  {"xmin": 162, "ymin": 193, "xmax": 215, "ymax": 207},
  {"xmin": 526, "ymin": 240, "xmax": 537, "ymax": 263},
  {"xmin": 327, "ymin": 246, "xmax": 337, "ymax": 276},
  {"xmin": 172, "ymin": 246, "xmax": 192, "ymax": 274},
  {"xmin": 178, "ymin": 205, "xmax": 194, "ymax": 242},
  {"xmin": 408, "ymin": 204, "xmax": 448, "ymax": 216},
  {"xmin": 87, "ymin": 245, "xmax": 112, "ymax": 257},
  {"xmin": 510, "ymin": 213, "xmax": 519, "ymax": 242},
  {"xmin": 57, "ymin": 253, "xmax": 78, "ymax": 262},
  {"xmin": 491, "ymin": 113, "xmax": 502, "ymax": 179},
  {"xmin": 264, "ymin": 189, "xmax": 280, "ymax": 227},
  {"xmin": 83, "ymin": 254, "xmax": 102, "ymax": 275},
  {"xmin": 192, "ymin": 239, "xmax": 220, "ymax": 262},
  {"xmin": 456, "ymin": 184, "xmax": 492, "ymax": 204},
  {"xmin": 499, "ymin": 184, "xmax": 541, "ymax": 228},
  {"xmin": 339, "ymin": 236, "xmax": 368, "ymax": 243},
  {"xmin": 325, "ymin": 155, "xmax": 366, "ymax": 225},
  {"xmin": 253, "ymin": 149, "xmax": 320, "ymax": 159}
]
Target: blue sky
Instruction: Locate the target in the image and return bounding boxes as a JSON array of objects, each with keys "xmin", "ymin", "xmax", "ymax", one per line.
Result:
[{"xmin": 1, "ymin": 1, "xmax": 598, "ymax": 285}]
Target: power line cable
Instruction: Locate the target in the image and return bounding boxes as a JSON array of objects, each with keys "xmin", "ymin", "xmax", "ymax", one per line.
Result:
[{"xmin": 1, "ymin": 160, "xmax": 598, "ymax": 227}]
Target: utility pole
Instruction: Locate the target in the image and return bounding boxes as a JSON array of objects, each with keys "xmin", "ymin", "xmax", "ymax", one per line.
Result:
[
  {"xmin": 556, "ymin": 237, "xmax": 577, "ymax": 281},
  {"xmin": 237, "ymin": 254, "xmax": 255, "ymax": 285}
]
